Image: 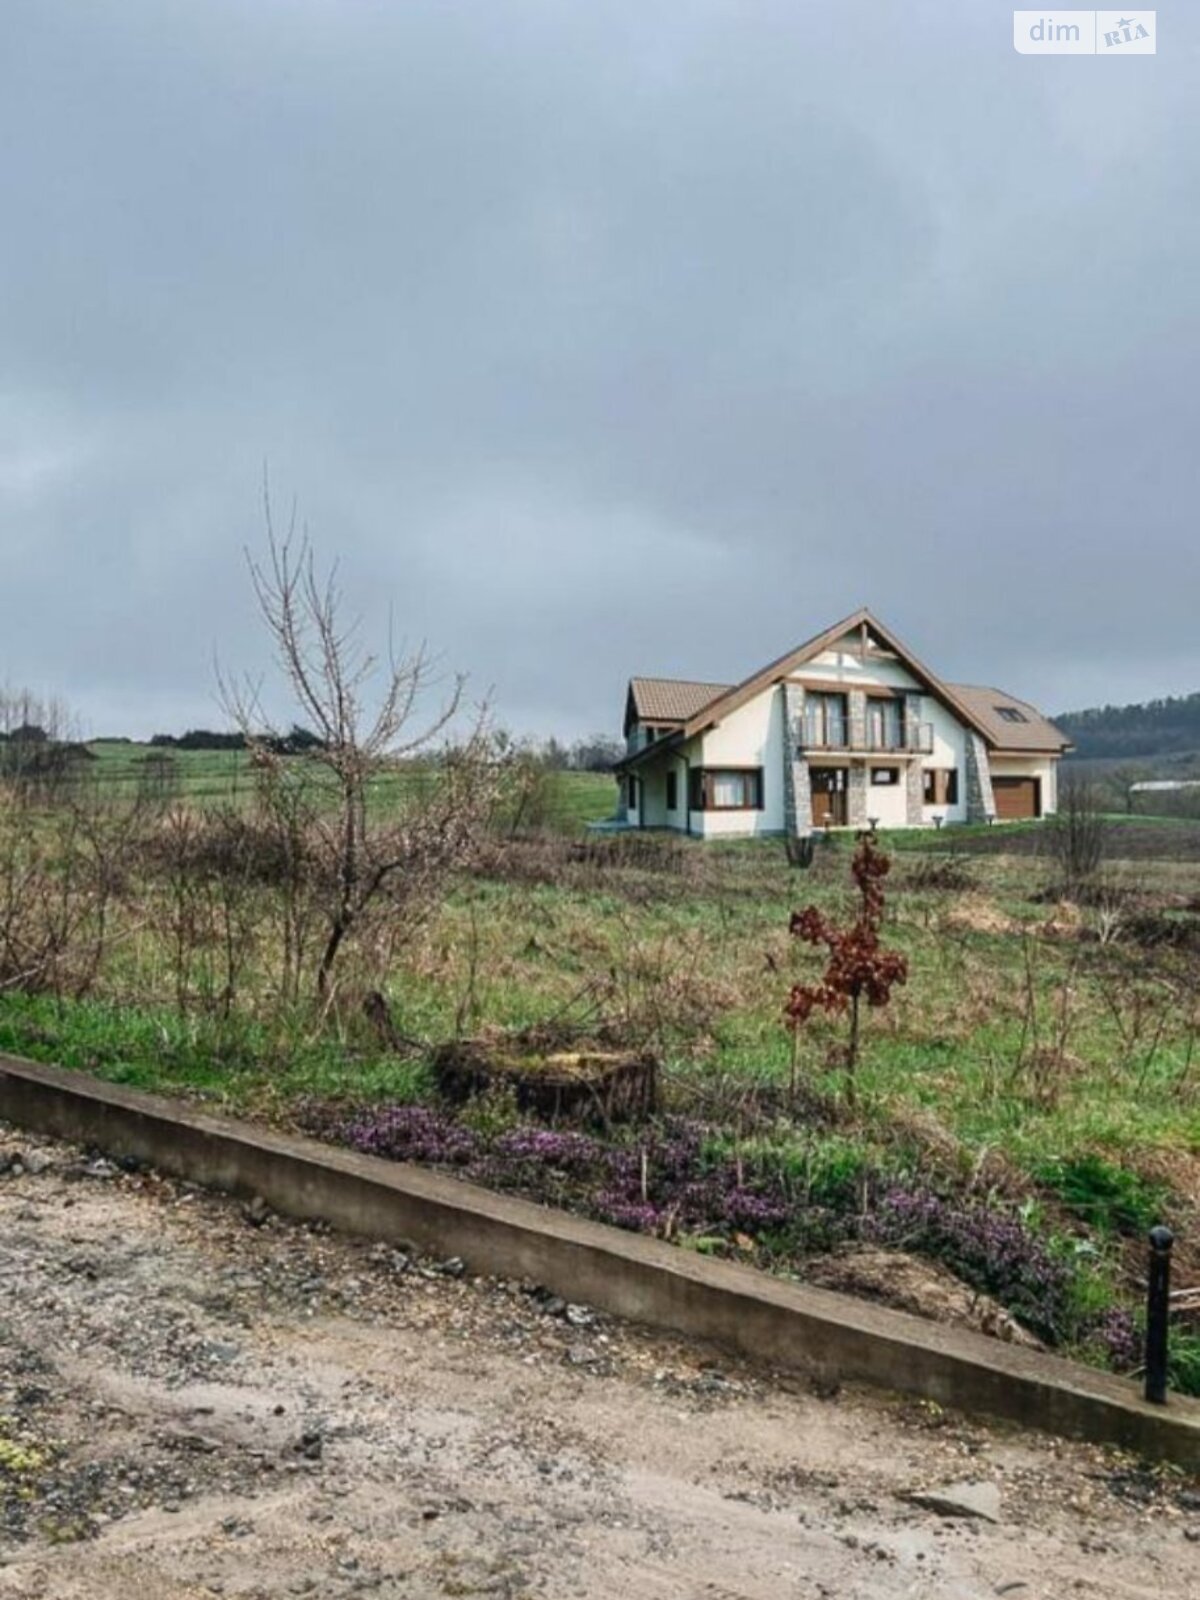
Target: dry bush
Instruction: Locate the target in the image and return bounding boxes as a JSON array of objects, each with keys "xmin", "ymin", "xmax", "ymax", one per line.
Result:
[
  {"xmin": 473, "ymin": 830, "xmax": 699, "ymax": 893},
  {"xmin": 490, "ymin": 740, "xmax": 570, "ymax": 838},
  {"xmin": 141, "ymin": 807, "xmax": 278, "ymax": 1014},
  {"xmin": 1122, "ymin": 908, "xmax": 1200, "ymax": 952},
  {"xmin": 1000, "ymin": 932, "xmax": 1086, "ymax": 1110},
  {"xmin": 604, "ymin": 937, "xmax": 740, "ymax": 1056},
  {"xmin": 1039, "ymin": 900, "xmax": 1085, "ymax": 940},
  {"xmin": 941, "ymin": 893, "xmax": 1019, "ymax": 936},
  {"xmin": 1083, "ymin": 943, "xmax": 1200, "ymax": 1092},
  {"xmin": 902, "ymin": 855, "xmax": 978, "ymax": 894},
  {"xmin": 1047, "ymin": 773, "xmax": 1108, "ymax": 890},
  {"xmin": 514, "ymin": 913, "xmax": 741, "ymax": 1060},
  {"xmin": 142, "ymin": 803, "xmax": 314, "ymax": 886},
  {"xmin": 0, "ymin": 793, "xmax": 144, "ymax": 999}
]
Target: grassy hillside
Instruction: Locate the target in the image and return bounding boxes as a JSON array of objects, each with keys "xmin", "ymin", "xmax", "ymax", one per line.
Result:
[
  {"xmin": 1, "ymin": 817, "xmax": 1198, "ymax": 1387},
  {"xmin": 85, "ymin": 740, "xmax": 620, "ymax": 833}
]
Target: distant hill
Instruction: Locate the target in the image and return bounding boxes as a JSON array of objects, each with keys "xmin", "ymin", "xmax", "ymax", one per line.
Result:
[{"xmin": 1056, "ymin": 692, "xmax": 1200, "ymax": 761}]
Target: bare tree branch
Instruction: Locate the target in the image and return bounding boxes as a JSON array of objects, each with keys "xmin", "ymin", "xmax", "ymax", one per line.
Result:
[{"xmin": 221, "ymin": 497, "xmax": 500, "ymax": 1000}]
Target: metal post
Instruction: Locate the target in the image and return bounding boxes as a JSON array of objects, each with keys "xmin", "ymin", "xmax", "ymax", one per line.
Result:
[{"xmin": 1144, "ymin": 1225, "xmax": 1174, "ymax": 1405}]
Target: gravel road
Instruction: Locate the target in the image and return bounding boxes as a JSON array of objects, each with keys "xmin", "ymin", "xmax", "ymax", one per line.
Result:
[{"xmin": 0, "ymin": 1123, "xmax": 1196, "ymax": 1599}]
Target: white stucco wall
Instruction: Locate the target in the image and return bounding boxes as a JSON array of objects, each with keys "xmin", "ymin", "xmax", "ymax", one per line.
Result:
[
  {"xmin": 803, "ymin": 649, "xmax": 922, "ymax": 693},
  {"xmin": 690, "ymin": 684, "xmax": 785, "ymax": 837},
  {"xmin": 921, "ymin": 698, "xmax": 969, "ymax": 824},
  {"xmin": 639, "ymin": 766, "xmax": 669, "ymax": 827},
  {"xmin": 862, "ymin": 767, "xmax": 908, "ymax": 828}
]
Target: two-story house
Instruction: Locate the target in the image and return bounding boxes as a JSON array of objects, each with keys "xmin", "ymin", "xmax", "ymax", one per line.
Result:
[{"xmin": 615, "ymin": 609, "xmax": 1071, "ymax": 836}]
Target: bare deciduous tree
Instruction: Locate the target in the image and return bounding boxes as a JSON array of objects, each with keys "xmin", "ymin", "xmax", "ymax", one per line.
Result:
[
  {"xmin": 1048, "ymin": 772, "xmax": 1107, "ymax": 891},
  {"xmin": 222, "ymin": 503, "xmax": 499, "ymax": 1002}
]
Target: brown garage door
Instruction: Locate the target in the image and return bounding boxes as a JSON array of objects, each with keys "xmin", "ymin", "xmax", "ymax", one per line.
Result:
[{"xmin": 992, "ymin": 776, "xmax": 1041, "ymax": 820}]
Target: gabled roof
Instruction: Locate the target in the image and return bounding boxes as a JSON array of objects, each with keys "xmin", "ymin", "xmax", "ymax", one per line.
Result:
[
  {"xmin": 625, "ymin": 677, "xmax": 730, "ymax": 731},
  {"xmin": 618, "ymin": 608, "xmax": 1068, "ymax": 768},
  {"xmin": 671, "ymin": 607, "xmax": 998, "ymax": 744},
  {"xmin": 945, "ymin": 685, "xmax": 1072, "ymax": 754}
]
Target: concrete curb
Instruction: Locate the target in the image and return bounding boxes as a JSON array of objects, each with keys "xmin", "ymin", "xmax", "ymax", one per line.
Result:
[{"xmin": 1, "ymin": 1051, "xmax": 1197, "ymax": 1468}]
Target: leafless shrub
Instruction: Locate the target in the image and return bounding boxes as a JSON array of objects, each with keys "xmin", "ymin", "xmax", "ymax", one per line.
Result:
[
  {"xmin": 903, "ymin": 855, "xmax": 978, "ymax": 894},
  {"xmin": 492, "ymin": 738, "xmax": 571, "ymax": 838},
  {"xmin": 1091, "ymin": 883, "xmax": 1128, "ymax": 947},
  {"xmin": 221, "ymin": 497, "xmax": 502, "ymax": 1002},
  {"xmin": 1087, "ymin": 949, "xmax": 1176, "ymax": 1088},
  {"xmin": 1006, "ymin": 931, "xmax": 1085, "ymax": 1108},
  {"xmin": 599, "ymin": 910, "xmax": 740, "ymax": 1057},
  {"xmin": 0, "ymin": 791, "xmax": 144, "ymax": 998},
  {"xmin": 1047, "ymin": 774, "xmax": 1108, "ymax": 890},
  {"xmin": 142, "ymin": 806, "xmax": 278, "ymax": 1014},
  {"xmin": 1122, "ymin": 908, "xmax": 1200, "ymax": 952}
]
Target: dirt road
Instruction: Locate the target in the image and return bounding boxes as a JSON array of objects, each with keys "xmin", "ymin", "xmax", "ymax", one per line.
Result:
[{"xmin": 0, "ymin": 1123, "xmax": 1196, "ymax": 1599}]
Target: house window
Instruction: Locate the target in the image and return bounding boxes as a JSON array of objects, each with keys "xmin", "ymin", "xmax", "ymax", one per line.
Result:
[
  {"xmin": 688, "ymin": 768, "xmax": 764, "ymax": 811},
  {"xmin": 995, "ymin": 706, "xmax": 1028, "ymax": 724},
  {"xmin": 867, "ymin": 697, "xmax": 903, "ymax": 751},
  {"xmin": 626, "ymin": 775, "xmax": 639, "ymax": 810},
  {"xmin": 803, "ymin": 693, "xmax": 848, "ymax": 749},
  {"xmin": 871, "ymin": 766, "xmax": 900, "ymax": 786},
  {"xmin": 923, "ymin": 768, "xmax": 959, "ymax": 807},
  {"xmin": 666, "ymin": 770, "xmax": 678, "ymax": 810}
]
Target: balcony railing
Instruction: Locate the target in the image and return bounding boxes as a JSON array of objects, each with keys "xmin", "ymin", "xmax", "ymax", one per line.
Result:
[{"xmin": 799, "ymin": 720, "xmax": 934, "ymax": 756}]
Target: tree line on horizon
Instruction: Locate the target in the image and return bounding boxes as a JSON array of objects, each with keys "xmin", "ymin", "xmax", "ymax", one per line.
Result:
[
  {"xmin": 139, "ymin": 726, "xmax": 625, "ymax": 771},
  {"xmin": 1056, "ymin": 691, "xmax": 1200, "ymax": 761}
]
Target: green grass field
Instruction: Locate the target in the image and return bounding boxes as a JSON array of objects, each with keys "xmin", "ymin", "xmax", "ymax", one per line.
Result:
[
  {"xmin": 3, "ymin": 757, "xmax": 1199, "ymax": 1382},
  {"xmin": 83, "ymin": 741, "xmax": 621, "ymax": 832},
  {"xmin": 6, "ymin": 794, "xmax": 1198, "ymax": 1178}
]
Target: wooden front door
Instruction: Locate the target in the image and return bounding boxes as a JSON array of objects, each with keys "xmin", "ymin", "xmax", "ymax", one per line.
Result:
[
  {"xmin": 810, "ymin": 766, "xmax": 848, "ymax": 827},
  {"xmin": 992, "ymin": 776, "xmax": 1041, "ymax": 820}
]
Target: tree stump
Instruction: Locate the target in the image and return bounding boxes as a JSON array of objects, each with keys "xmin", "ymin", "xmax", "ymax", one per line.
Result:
[{"xmin": 431, "ymin": 1040, "xmax": 658, "ymax": 1124}]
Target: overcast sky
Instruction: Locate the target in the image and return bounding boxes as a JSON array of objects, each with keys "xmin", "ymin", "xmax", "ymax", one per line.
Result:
[{"xmin": 2, "ymin": 2, "xmax": 1197, "ymax": 740}]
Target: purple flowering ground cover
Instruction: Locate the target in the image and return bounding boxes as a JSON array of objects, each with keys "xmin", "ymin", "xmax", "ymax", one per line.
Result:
[{"xmin": 304, "ymin": 1100, "xmax": 1139, "ymax": 1370}]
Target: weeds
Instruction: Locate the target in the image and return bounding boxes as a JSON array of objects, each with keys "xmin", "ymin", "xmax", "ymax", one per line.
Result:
[
  {"xmin": 1, "ymin": 749, "xmax": 1198, "ymax": 1394},
  {"xmin": 1035, "ymin": 1153, "xmax": 1171, "ymax": 1237}
]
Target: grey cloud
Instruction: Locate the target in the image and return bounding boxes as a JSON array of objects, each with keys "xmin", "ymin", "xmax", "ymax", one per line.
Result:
[{"xmin": 1, "ymin": 0, "xmax": 1197, "ymax": 737}]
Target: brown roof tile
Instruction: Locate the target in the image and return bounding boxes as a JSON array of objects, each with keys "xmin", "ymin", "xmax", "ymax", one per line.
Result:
[
  {"xmin": 622, "ymin": 614, "xmax": 1069, "ymax": 760},
  {"xmin": 628, "ymin": 677, "xmax": 731, "ymax": 724},
  {"xmin": 945, "ymin": 684, "xmax": 1072, "ymax": 753}
]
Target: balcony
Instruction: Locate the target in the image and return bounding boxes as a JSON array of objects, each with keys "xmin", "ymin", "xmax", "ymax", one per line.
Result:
[{"xmin": 799, "ymin": 719, "xmax": 934, "ymax": 756}]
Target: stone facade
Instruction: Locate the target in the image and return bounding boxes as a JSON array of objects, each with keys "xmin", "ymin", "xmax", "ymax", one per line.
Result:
[
  {"xmin": 848, "ymin": 763, "xmax": 869, "ymax": 829},
  {"xmin": 901, "ymin": 693, "xmax": 924, "ymax": 824},
  {"xmin": 905, "ymin": 760, "xmax": 924, "ymax": 825},
  {"xmin": 847, "ymin": 689, "xmax": 867, "ymax": 751},
  {"xmin": 903, "ymin": 693, "xmax": 921, "ymax": 750},
  {"xmin": 964, "ymin": 732, "xmax": 996, "ymax": 823},
  {"xmin": 782, "ymin": 683, "xmax": 812, "ymax": 837}
]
